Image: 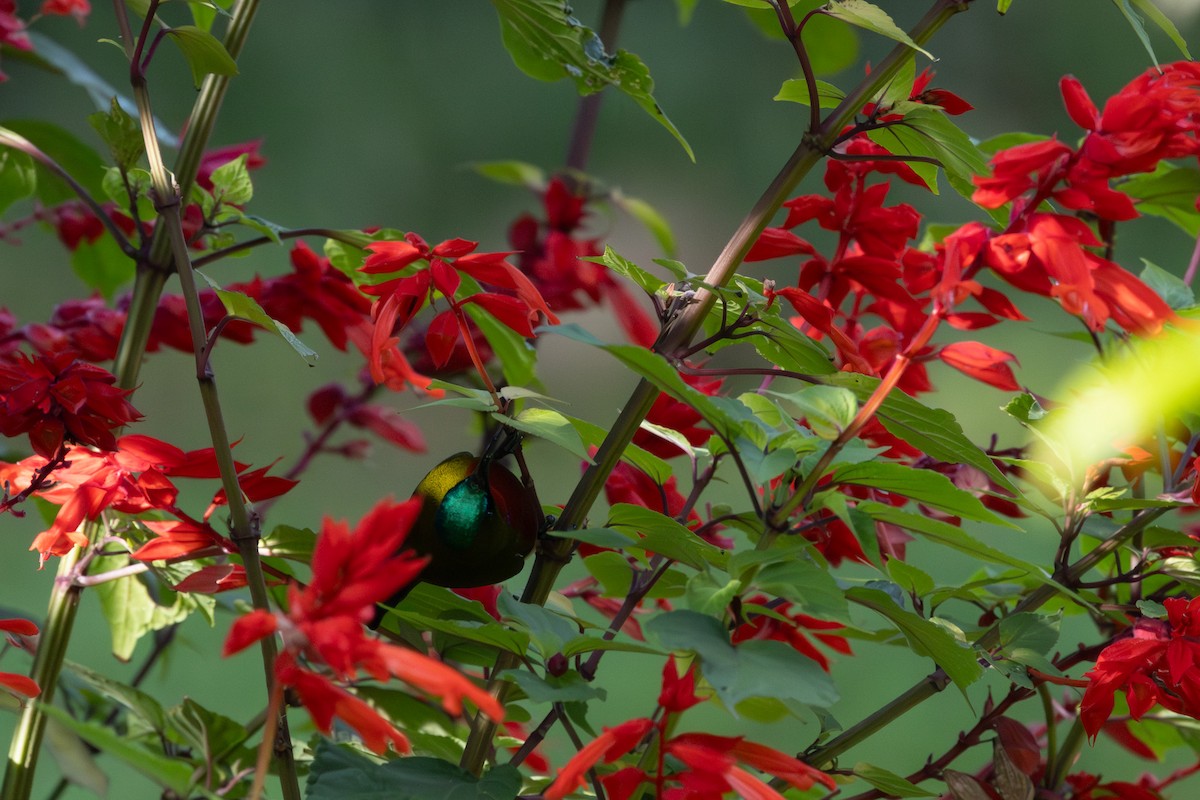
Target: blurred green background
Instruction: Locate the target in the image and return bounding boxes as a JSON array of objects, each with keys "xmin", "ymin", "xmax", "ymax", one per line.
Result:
[{"xmin": 3, "ymin": 0, "xmax": 1200, "ymax": 796}]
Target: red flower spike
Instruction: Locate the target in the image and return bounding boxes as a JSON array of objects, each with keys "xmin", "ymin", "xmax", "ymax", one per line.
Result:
[
  {"xmin": 0, "ymin": 672, "xmax": 40, "ymax": 700},
  {"xmin": 223, "ymin": 498, "xmax": 502, "ymax": 752},
  {"xmin": 0, "ymin": 352, "xmax": 142, "ymax": 458},
  {"xmin": 39, "ymin": 0, "xmax": 90, "ymax": 23},
  {"xmin": 462, "ymin": 293, "xmax": 537, "ymax": 338},
  {"xmin": 1080, "ymin": 596, "xmax": 1200, "ymax": 740}
]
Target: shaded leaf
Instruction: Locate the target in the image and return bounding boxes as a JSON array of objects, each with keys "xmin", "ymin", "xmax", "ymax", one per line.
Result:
[
  {"xmin": 852, "ymin": 762, "xmax": 936, "ymax": 797},
  {"xmin": 847, "ymin": 587, "xmax": 982, "ymax": 691},
  {"xmin": 307, "ymin": 740, "xmax": 522, "ymax": 800},
  {"xmin": 196, "ymin": 271, "xmax": 319, "ymax": 365},
  {"xmin": 165, "ymin": 25, "xmax": 239, "ymax": 88}
]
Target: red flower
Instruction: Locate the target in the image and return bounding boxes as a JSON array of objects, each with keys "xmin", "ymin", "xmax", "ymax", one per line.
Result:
[
  {"xmin": 256, "ymin": 242, "xmax": 372, "ymax": 352},
  {"xmin": 39, "ymin": 0, "xmax": 89, "ymax": 24},
  {"xmin": 0, "ymin": 351, "xmax": 141, "ymax": 458},
  {"xmin": 195, "ymin": 140, "xmax": 266, "ymax": 192},
  {"xmin": 509, "ymin": 177, "xmax": 658, "ymax": 346},
  {"xmin": 543, "ymin": 657, "xmax": 834, "ymax": 799},
  {"xmin": 937, "ymin": 340, "xmax": 1020, "ymax": 391},
  {"xmin": 360, "ymin": 233, "xmax": 560, "ymax": 374},
  {"xmin": 223, "ymin": 498, "xmax": 504, "ymax": 754},
  {"xmin": 0, "ymin": 618, "xmax": 39, "ymax": 702},
  {"xmin": 1080, "ymin": 596, "xmax": 1200, "ymax": 740},
  {"xmin": 732, "ymin": 595, "xmax": 852, "ymax": 672}
]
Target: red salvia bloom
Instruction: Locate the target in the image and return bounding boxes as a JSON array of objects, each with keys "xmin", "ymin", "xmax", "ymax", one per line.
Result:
[
  {"xmin": 1080, "ymin": 596, "xmax": 1200, "ymax": 740},
  {"xmin": 0, "ymin": 351, "xmax": 141, "ymax": 458},
  {"xmin": 732, "ymin": 595, "xmax": 852, "ymax": 672},
  {"xmin": 543, "ymin": 656, "xmax": 834, "ymax": 799},
  {"xmin": 509, "ymin": 177, "xmax": 658, "ymax": 346},
  {"xmin": 256, "ymin": 242, "xmax": 372, "ymax": 352},
  {"xmin": 223, "ymin": 497, "xmax": 504, "ymax": 754}
]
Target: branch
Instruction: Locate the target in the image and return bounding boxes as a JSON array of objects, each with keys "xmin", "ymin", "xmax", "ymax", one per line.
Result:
[{"xmin": 457, "ymin": 0, "xmax": 975, "ymax": 776}]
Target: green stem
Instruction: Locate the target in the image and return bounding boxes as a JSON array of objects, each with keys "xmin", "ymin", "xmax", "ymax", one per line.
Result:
[
  {"xmin": 457, "ymin": 0, "xmax": 973, "ymax": 775},
  {"xmin": 127, "ymin": 12, "xmax": 300, "ymax": 796},
  {"xmin": 2, "ymin": 4, "xmax": 275, "ymax": 799}
]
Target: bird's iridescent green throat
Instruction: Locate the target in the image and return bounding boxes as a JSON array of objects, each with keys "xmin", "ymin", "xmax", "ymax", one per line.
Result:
[{"xmin": 435, "ymin": 477, "xmax": 492, "ymax": 550}]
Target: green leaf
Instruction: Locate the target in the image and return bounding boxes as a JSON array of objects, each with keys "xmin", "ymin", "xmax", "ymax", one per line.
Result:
[
  {"xmin": 470, "ymin": 159, "xmax": 545, "ymax": 188},
  {"xmin": 1128, "ymin": 0, "xmax": 1192, "ymax": 58},
  {"xmin": 494, "ymin": 407, "xmax": 590, "ymax": 461},
  {"xmin": 853, "ymin": 762, "xmax": 936, "ymax": 797},
  {"xmin": 646, "ymin": 610, "xmax": 839, "ymax": 709},
  {"xmin": 497, "ymin": 592, "xmax": 578, "ymax": 657},
  {"xmin": 43, "ymin": 716, "xmax": 109, "ymax": 798},
  {"xmin": 754, "ymin": 558, "xmax": 850, "ymax": 622},
  {"xmin": 847, "ymin": 587, "xmax": 982, "ymax": 691},
  {"xmin": 997, "ymin": 611, "xmax": 1060, "ymax": 658},
  {"xmin": 826, "ymin": 372, "xmax": 1022, "ymax": 498},
  {"xmin": 887, "ymin": 560, "xmax": 935, "ymax": 598},
  {"xmin": 167, "ymin": 698, "xmax": 253, "ymax": 765},
  {"xmin": 865, "ymin": 105, "xmax": 989, "ymax": 200},
  {"xmin": 563, "ymin": 414, "xmax": 672, "ymax": 483},
  {"xmin": 208, "ymin": 153, "xmax": 253, "ymax": 205},
  {"xmin": 5, "ymin": 119, "xmax": 108, "ymax": 206},
  {"xmin": 1122, "ymin": 164, "xmax": 1200, "ymax": 236},
  {"xmin": 830, "ymin": 461, "xmax": 1019, "ymax": 528},
  {"xmin": 38, "ymin": 704, "xmax": 197, "ymax": 796},
  {"xmin": 499, "ymin": 670, "xmax": 606, "ymax": 703},
  {"xmin": 0, "ymin": 143, "xmax": 36, "ymax": 214},
  {"xmin": 63, "ymin": 661, "xmax": 167, "ymax": 732},
  {"xmin": 765, "ymin": 384, "xmax": 857, "ymax": 440},
  {"xmin": 1110, "ymin": 0, "xmax": 1183, "ymax": 65},
  {"xmin": 307, "ymin": 741, "xmax": 523, "ymax": 800},
  {"xmin": 165, "ymin": 25, "xmax": 239, "ymax": 88},
  {"xmin": 69, "ymin": 225, "xmax": 135, "ymax": 298},
  {"xmin": 196, "ymin": 271, "xmax": 319, "ymax": 365},
  {"xmin": 774, "ymin": 77, "xmax": 846, "ymax": 108},
  {"xmin": 91, "ymin": 555, "xmax": 192, "ymax": 661},
  {"xmin": 588, "ymin": 245, "xmax": 667, "ymax": 295},
  {"xmin": 611, "ymin": 191, "xmax": 676, "ymax": 256},
  {"xmin": 87, "ymin": 97, "xmax": 144, "ymax": 172},
  {"xmin": 390, "ymin": 610, "xmax": 529, "ymax": 655},
  {"xmin": 823, "ymin": 0, "xmax": 933, "ymax": 59},
  {"xmin": 608, "ymin": 503, "xmax": 730, "ymax": 570},
  {"xmin": 1139, "ymin": 260, "xmax": 1195, "ymax": 309},
  {"xmin": 490, "ymin": 0, "xmax": 693, "ymax": 160}
]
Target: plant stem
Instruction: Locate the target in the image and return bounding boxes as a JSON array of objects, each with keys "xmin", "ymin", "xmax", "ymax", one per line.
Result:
[
  {"xmin": 129, "ymin": 31, "xmax": 303, "ymax": 800},
  {"xmin": 564, "ymin": 0, "xmax": 628, "ymax": 172},
  {"xmin": 457, "ymin": 0, "xmax": 973, "ymax": 775}
]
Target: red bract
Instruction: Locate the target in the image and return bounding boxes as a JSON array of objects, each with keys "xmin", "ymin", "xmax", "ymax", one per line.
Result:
[
  {"xmin": 544, "ymin": 657, "xmax": 833, "ymax": 800},
  {"xmin": 195, "ymin": 140, "xmax": 266, "ymax": 192},
  {"xmin": 1064, "ymin": 64, "xmax": 1200, "ymax": 177},
  {"xmin": 732, "ymin": 595, "xmax": 852, "ymax": 672},
  {"xmin": 0, "ymin": 351, "xmax": 141, "ymax": 458},
  {"xmin": 223, "ymin": 498, "xmax": 504, "ymax": 754},
  {"xmin": 0, "ymin": 433, "xmax": 269, "ymax": 563},
  {"xmin": 937, "ymin": 340, "xmax": 1020, "ymax": 391},
  {"xmin": 0, "ymin": 618, "xmax": 39, "ymax": 702},
  {"xmin": 256, "ymin": 242, "xmax": 372, "ymax": 352},
  {"xmin": 509, "ymin": 177, "xmax": 658, "ymax": 347},
  {"xmin": 39, "ymin": 0, "xmax": 90, "ymax": 24},
  {"xmin": 360, "ymin": 232, "xmax": 560, "ymax": 374},
  {"xmin": 1080, "ymin": 596, "xmax": 1200, "ymax": 740}
]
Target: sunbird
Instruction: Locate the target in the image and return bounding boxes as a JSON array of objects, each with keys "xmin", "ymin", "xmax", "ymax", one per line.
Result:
[{"xmin": 370, "ymin": 429, "xmax": 539, "ymax": 628}]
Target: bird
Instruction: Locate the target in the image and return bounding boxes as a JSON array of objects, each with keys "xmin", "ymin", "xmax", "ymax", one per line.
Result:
[{"xmin": 370, "ymin": 429, "xmax": 539, "ymax": 628}]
